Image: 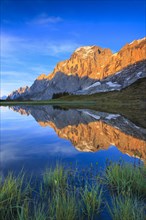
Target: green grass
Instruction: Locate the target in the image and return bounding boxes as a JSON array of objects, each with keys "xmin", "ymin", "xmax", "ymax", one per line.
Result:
[
  {"xmin": 50, "ymin": 192, "xmax": 77, "ymax": 220},
  {"xmin": 80, "ymin": 184, "xmax": 103, "ymax": 220},
  {"xmin": 43, "ymin": 164, "xmax": 67, "ymax": 192},
  {"xmin": 105, "ymin": 162, "xmax": 146, "ymax": 198},
  {"xmin": 33, "ymin": 203, "xmax": 48, "ymax": 220},
  {"xmin": 108, "ymin": 196, "xmax": 146, "ymax": 220},
  {"xmin": 0, "ymin": 172, "xmax": 31, "ymax": 220},
  {"xmin": 58, "ymin": 77, "xmax": 146, "ymax": 103},
  {"xmin": 0, "ymin": 162, "xmax": 146, "ymax": 220}
]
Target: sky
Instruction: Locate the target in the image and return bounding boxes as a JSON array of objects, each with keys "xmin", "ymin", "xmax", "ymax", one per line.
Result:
[{"xmin": 1, "ymin": 0, "xmax": 146, "ymax": 96}]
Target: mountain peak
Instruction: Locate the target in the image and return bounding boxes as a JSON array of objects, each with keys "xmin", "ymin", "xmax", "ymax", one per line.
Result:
[
  {"xmin": 45, "ymin": 37, "xmax": 146, "ymax": 81},
  {"xmin": 129, "ymin": 37, "xmax": 146, "ymax": 45},
  {"xmin": 37, "ymin": 73, "xmax": 48, "ymax": 80},
  {"xmin": 50, "ymin": 45, "xmax": 112, "ymax": 79},
  {"xmin": 73, "ymin": 45, "xmax": 108, "ymax": 59},
  {"xmin": 74, "ymin": 45, "xmax": 97, "ymax": 53},
  {"xmin": 7, "ymin": 86, "xmax": 29, "ymax": 100}
]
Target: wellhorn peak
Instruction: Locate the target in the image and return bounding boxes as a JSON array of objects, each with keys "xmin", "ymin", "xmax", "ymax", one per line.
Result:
[{"xmin": 7, "ymin": 37, "xmax": 146, "ymax": 100}]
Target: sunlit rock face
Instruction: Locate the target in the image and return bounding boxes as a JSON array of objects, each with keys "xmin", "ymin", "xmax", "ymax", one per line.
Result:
[
  {"xmin": 101, "ymin": 38, "xmax": 146, "ymax": 79},
  {"xmin": 48, "ymin": 46, "xmax": 113, "ymax": 80},
  {"xmin": 48, "ymin": 37, "xmax": 146, "ymax": 80},
  {"xmin": 10, "ymin": 106, "xmax": 146, "ymax": 160},
  {"xmin": 8, "ymin": 37, "xmax": 146, "ymax": 100}
]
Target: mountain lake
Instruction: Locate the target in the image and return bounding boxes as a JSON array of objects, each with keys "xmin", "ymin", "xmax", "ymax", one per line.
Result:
[{"xmin": 1, "ymin": 105, "xmax": 146, "ymax": 220}]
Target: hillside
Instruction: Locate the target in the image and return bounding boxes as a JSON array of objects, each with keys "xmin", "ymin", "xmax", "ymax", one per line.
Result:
[
  {"xmin": 57, "ymin": 77, "xmax": 146, "ymax": 128},
  {"xmin": 2, "ymin": 78, "xmax": 146, "ymax": 128},
  {"xmin": 58, "ymin": 77, "xmax": 146, "ymax": 103}
]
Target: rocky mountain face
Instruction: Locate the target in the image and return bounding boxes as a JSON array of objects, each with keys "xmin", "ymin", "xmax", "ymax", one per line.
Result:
[
  {"xmin": 23, "ymin": 73, "xmax": 96, "ymax": 100},
  {"xmin": 49, "ymin": 46, "xmax": 112, "ymax": 80},
  {"xmin": 48, "ymin": 37, "xmax": 146, "ymax": 80},
  {"xmin": 7, "ymin": 37, "xmax": 146, "ymax": 100},
  {"xmin": 7, "ymin": 86, "xmax": 29, "ymax": 100},
  {"xmin": 10, "ymin": 106, "xmax": 146, "ymax": 160},
  {"xmin": 77, "ymin": 60, "xmax": 146, "ymax": 94}
]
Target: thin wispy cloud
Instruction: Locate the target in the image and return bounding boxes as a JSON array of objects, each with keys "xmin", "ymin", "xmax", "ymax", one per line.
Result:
[
  {"xmin": 1, "ymin": 32, "xmax": 79, "ymax": 95},
  {"xmin": 28, "ymin": 13, "xmax": 63, "ymax": 25},
  {"xmin": 1, "ymin": 33, "xmax": 79, "ymax": 58},
  {"xmin": 1, "ymin": 34, "xmax": 24, "ymax": 58},
  {"xmin": 1, "ymin": 71, "xmax": 33, "ymax": 78},
  {"xmin": 47, "ymin": 41, "xmax": 79, "ymax": 55}
]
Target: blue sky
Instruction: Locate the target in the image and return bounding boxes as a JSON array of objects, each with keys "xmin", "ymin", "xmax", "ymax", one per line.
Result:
[{"xmin": 1, "ymin": 0, "xmax": 145, "ymax": 96}]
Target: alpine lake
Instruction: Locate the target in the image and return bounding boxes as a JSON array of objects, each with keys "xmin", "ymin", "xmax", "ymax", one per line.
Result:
[{"xmin": 1, "ymin": 104, "xmax": 146, "ymax": 220}]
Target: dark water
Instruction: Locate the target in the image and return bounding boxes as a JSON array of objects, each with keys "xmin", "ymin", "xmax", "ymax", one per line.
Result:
[{"xmin": 1, "ymin": 105, "xmax": 146, "ymax": 177}]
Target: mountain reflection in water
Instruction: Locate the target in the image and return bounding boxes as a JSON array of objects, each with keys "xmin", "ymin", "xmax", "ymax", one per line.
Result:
[{"xmin": 10, "ymin": 105, "xmax": 146, "ymax": 160}]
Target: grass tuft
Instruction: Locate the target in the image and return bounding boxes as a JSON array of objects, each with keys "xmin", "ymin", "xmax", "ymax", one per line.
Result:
[
  {"xmin": 0, "ymin": 172, "xmax": 31, "ymax": 220},
  {"xmin": 50, "ymin": 192, "xmax": 77, "ymax": 220},
  {"xmin": 80, "ymin": 183, "xmax": 103, "ymax": 220},
  {"xmin": 33, "ymin": 203, "xmax": 48, "ymax": 220},
  {"xmin": 108, "ymin": 196, "xmax": 146, "ymax": 220},
  {"xmin": 105, "ymin": 162, "xmax": 146, "ymax": 198},
  {"xmin": 43, "ymin": 164, "xmax": 67, "ymax": 192}
]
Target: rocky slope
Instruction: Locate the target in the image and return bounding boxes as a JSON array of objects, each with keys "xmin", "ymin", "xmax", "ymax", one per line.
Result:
[
  {"xmin": 7, "ymin": 86, "xmax": 29, "ymax": 100},
  {"xmin": 77, "ymin": 60, "xmax": 146, "ymax": 94},
  {"xmin": 7, "ymin": 37, "xmax": 146, "ymax": 100},
  {"xmin": 10, "ymin": 106, "xmax": 146, "ymax": 159}
]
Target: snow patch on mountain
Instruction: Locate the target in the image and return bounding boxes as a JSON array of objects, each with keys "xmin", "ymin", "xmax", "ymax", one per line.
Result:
[
  {"xmin": 105, "ymin": 114, "xmax": 120, "ymax": 120},
  {"xmin": 106, "ymin": 82, "xmax": 121, "ymax": 87},
  {"xmin": 83, "ymin": 81, "xmax": 101, "ymax": 90}
]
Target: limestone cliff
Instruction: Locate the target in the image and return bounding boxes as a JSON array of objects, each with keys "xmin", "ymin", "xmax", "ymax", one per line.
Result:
[{"xmin": 46, "ymin": 37, "xmax": 146, "ymax": 80}]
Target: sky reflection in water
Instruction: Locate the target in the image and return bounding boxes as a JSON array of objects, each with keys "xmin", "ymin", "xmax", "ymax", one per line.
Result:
[{"xmin": 0, "ymin": 106, "xmax": 144, "ymax": 177}]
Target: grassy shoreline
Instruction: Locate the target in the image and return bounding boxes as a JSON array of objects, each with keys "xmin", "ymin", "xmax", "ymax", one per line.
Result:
[
  {"xmin": 1, "ymin": 78, "xmax": 146, "ymax": 127},
  {"xmin": 1, "ymin": 77, "xmax": 145, "ymax": 106},
  {"xmin": 1, "ymin": 162, "xmax": 146, "ymax": 220},
  {"xmin": 1, "ymin": 99, "xmax": 146, "ymax": 129}
]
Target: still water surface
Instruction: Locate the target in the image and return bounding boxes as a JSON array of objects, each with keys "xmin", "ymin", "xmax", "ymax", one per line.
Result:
[{"xmin": 1, "ymin": 105, "xmax": 146, "ymax": 177}]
